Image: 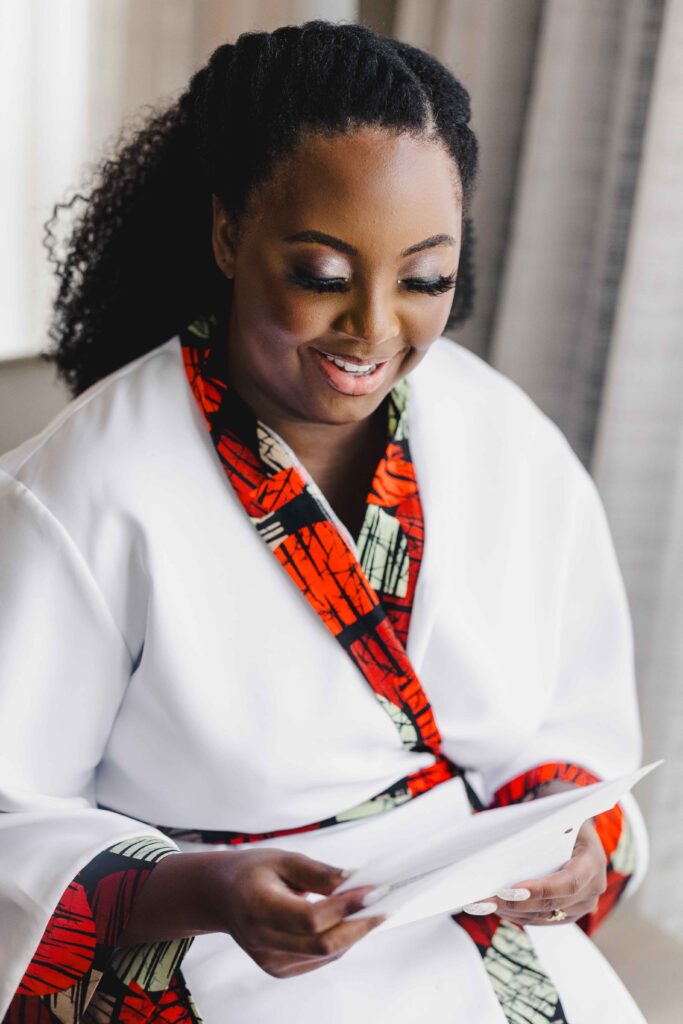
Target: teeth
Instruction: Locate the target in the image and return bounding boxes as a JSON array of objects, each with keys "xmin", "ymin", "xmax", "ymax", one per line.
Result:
[{"xmin": 321, "ymin": 353, "xmax": 377, "ymax": 375}]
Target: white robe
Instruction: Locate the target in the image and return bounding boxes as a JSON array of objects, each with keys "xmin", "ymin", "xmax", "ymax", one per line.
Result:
[{"xmin": 0, "ymin": 333, "xmax": 649, "ymax": 1022}]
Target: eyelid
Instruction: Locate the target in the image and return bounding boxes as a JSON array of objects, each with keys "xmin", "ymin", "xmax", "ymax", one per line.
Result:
[
  {"xmin": 294, "ymin": 257, "xmax": 349, "ymax": 275},
  {"xmin": 402, "ymin": 268, "xmax": 458, "ymax": 280},
  {"xmin": 291, "ymin": 267, "xmax": 456, "ymax": 284},
  {"xmin": 287, "ymin": 268, "xmax": 456, "ymax": 296}
]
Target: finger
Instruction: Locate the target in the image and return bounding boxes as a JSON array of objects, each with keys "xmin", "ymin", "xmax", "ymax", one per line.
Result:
[
  {"xmin": 496, "ymin": 858, "xmax": 597, "ymax": 914},
  {"xmin": 266, "ymin": 882, "xmax": 382, "ymax": 935},
  {"xmin": 252, "ymin": 946, "xmax": 342, "ymax": 979},
  {"xmin": 495, "ymin": 890, "xmax": 578, "ymax": 915},
  {"xmin": 298, "ymin": 913, "xmax": 386, "ymax": 959},
  {"xmin": 463, "ymin": 887, "xmax": 532, "ymax": 916},
  {"xmin": 497, "ymin": 909, "xmax": 577, "ymax": 925},
  {"xmin": 277, "ymin": 852, "xmax": 349, "ymax": 896},
  {"xmin": 462, "ymin": 901, "xmax": 499, "ymax": 915},
  {"xmin": 252, "ymin": 913, "xmax": 385, "ymax": 958},
  {"xmin": 497, "ymin": 892, "xmax": 603, "ymax": 926}
]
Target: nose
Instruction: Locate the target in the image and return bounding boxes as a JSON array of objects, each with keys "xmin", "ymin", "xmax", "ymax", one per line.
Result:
[{"xmin": 334, "ymin": 283, "xmax": 401, "ymax": 346}]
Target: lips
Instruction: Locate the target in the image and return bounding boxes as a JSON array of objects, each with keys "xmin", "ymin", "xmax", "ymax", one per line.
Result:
[
  {"xmin": 311, "ymin": 348, "xmax": 398, "ymax": 397},
  {"xmin": 315, "ymin": 348, "xmax": 394, "ymax": 367}
]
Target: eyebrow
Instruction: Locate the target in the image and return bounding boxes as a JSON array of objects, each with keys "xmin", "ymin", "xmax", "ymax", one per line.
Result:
[{"xmin": 282, "ymin": 230, "xmax": 457, "ymax": 257}]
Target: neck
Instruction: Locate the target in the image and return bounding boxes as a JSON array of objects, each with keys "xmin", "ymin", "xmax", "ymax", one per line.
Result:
[
  {"xmin": 218, "ymin": 336, "xmax": 387, "ymax": 477},
  {"xmin": 268, "ymin": 412, "xmax": 385, "ymax": 469}
]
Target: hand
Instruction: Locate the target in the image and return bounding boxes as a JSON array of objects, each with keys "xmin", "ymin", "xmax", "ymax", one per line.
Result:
[
  {"xmin": 119, "ymin": 846, "xmax": 385, "ymax": 977},
  {"xmin": 463, "ymin": 818, "xmax": 607, "ymax": 925},
  {"xmin": 200, "ymin": 848, "xmax": 385, "ymax": 977}
]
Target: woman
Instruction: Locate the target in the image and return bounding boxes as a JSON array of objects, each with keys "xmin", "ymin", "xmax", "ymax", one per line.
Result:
[{"xmin": 0, "ymin": 20, "xmax": 647, "ymax": 1024}]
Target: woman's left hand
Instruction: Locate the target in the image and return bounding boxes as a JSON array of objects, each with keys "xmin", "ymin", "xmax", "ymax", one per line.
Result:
[{"xmin": 463, "ymin": 818, "xmax": 608, "ymax": 926}]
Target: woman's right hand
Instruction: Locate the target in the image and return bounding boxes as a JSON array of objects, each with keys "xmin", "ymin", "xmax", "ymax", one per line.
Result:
[{"xmin": 118, "ymin": 847, "xmax": 385, "ymax": 978}]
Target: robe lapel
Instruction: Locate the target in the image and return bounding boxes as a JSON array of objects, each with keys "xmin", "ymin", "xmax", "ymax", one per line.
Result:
[
  {"xmin": 181, "ymin": 319, "xmax": 445, "ymax": 759},
  {"xmin": 400, "ymin": 353, "xmax": 455, "ymax": 677}
]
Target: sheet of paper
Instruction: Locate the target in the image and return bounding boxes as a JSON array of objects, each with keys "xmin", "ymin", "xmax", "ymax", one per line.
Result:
[{"xmin": 337, "ymin": 760, "xmax": 661, "ymax": 932}]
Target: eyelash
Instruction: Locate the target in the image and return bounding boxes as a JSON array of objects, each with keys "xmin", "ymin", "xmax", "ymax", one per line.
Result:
[{"xmin": 287, "ymin": 271, "xmax": 457, "ymax": 296}]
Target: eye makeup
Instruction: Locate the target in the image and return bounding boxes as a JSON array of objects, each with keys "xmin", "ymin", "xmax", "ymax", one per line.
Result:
[{"xmin": 286, "ymin": 269, "xmax": 457, "ymax": 297}]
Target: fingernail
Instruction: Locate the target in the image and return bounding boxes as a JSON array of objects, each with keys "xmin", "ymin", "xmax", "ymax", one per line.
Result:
[
  {"xmin": 339, "ymin": 868, "xmax": 356, "ymax": 880},
  {"xmin": 462, "ymin": 901, "xmax": 498, "ymax": 915},
  {"xmin": 495, "ymin": 888, "xmax": 531, "ymax": 902},
  {"xmin": 361, "ymin": 884, "xmax": 390, "ymax": 907}
]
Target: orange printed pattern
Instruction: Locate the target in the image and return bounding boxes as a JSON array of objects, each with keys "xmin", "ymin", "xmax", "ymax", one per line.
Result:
[
  {"xmin": 181, "ymin": 325, "xmax": 442, "ymax": 758},
  {"xmin": 5, "ymin": 838, "xmax": 198, "ymax": 1024},
  {"xmin": 491, "ymin": 761, "xmax": 635, "ymax": 935}
]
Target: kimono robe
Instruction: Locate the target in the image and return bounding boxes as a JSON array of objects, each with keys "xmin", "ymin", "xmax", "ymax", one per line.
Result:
[{"xmin": 0, "ymin": 322, "xmax": 649, "ymax": 1023}]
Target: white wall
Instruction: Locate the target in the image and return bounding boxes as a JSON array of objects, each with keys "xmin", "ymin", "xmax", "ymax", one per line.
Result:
[{"xmin": 0, "ymin": 357, "xmax": 70, "ymax": 457}]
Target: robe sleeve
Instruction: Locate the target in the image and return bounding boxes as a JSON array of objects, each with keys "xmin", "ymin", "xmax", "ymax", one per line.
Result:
[
  {"xmin": 489, "ymin": 762, "xmax": 637, "ymax": 934},
  {"xmin": 4, "ymin": 836, "xmax": 199, "ymax": 1024},
  {"xmin": 473, "ymin": 453, "xmax": 649, "ymax": 927},
  {"xmin": 0, "ymin": 473, "xmax": 197, "ymax": 1021}
]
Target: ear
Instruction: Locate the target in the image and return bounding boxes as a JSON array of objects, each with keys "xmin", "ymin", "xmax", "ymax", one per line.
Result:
[{"xmin": 211, "ymin": 194, "xmax": 237, "ymax": 279}]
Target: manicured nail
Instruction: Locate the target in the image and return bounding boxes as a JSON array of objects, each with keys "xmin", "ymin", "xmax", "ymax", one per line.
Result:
[
  {"xmin": 361, "ymin": 884, "xmax": 390, "ymax": 907},
  {"xmin": 496, "ymin": 888, "xmax": 531, "ymax": 902},
  {"xmin": 339, "ymin": 868, "xmax": 356, "ymax": 880},
  {"xmin": 462, "ymin": 901, "xmax": 498, "ymax": 915}
]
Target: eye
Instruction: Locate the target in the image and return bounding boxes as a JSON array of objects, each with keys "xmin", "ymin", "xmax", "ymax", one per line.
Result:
[
  {"xmin": 286, "ymin": 269, "xmax": 457, "ymax": 296},
  {"xmin": 401, "ymin": 273, "xmax": 458, "ymax": 296},
  {"xmin": 286, "ymin": 270, "xmax": 350, "ymax": 293}
]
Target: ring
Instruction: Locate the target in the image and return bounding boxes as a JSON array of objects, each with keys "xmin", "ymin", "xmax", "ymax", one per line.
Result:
[{"xmin": 547, "ymin": 908, "xmax": 567, "ymax": 923}]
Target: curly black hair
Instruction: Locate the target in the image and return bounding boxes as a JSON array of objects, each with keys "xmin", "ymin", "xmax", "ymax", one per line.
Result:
[{"xmin": 41, "ymin": 20, "xmax": 478, "ymax": 398}]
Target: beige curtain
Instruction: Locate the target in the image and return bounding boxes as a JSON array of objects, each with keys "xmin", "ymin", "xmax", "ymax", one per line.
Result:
[
  {"xmin": 396, "ymin": 0, "xmax": 683, "ymax": 955},
  {"xmin": 591, "ymin": 0, "xmax": 683, "ymax": 940},
  {"xmin": 394, "ymin": 0, "xmax": 543, "ymax": 364}
]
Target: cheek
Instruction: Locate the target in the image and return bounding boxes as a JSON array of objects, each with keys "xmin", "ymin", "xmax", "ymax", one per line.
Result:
[
  {"xmin": 403, "ymin": 296, "xmax": 453, "ymax": 351},
  {"xmin": 236, "ymin": 269, "xmax": 328, "ymax": 342}
]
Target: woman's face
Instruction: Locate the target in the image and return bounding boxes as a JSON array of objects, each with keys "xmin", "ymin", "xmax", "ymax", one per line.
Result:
[{"xmin": 211, "ymin": 126, "xmax": 463, "ymax": 429}]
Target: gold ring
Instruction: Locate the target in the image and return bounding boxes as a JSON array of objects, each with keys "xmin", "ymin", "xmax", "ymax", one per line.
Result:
[{"xmin": 548, "ymin": 908, "xmax": 567, "ymax": 923}]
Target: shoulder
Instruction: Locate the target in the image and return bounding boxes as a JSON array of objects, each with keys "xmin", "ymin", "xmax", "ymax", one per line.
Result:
[
  {"xmin": 412, "ymin": 336, "xmax": 561, "ymax": 434},
  {"xmin": 0, "ymin": 335, "xmax": 190, "ymax": 524},
  {"xmin": 410, "ymin": 335, "xmax": 588, "ymax": 487}
]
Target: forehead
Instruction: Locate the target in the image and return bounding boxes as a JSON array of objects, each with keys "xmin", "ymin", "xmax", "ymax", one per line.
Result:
[{"xmin": 248, "ymin": 127, "xmax": 462, "ymax": 249}]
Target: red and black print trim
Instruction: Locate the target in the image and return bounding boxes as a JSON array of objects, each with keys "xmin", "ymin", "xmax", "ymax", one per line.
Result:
[{"xmin": 5, "ymin": 836, "xmax": 200, "ymax": 1024}]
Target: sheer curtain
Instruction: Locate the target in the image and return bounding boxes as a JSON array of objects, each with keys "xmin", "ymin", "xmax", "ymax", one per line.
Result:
[
  {"xmin": 0, "ymin": 0, "xmax": 356, "ymax": 362},
  {"xmin": 396, "ymin": 0, "xmax": 683, "ymax": 954}
]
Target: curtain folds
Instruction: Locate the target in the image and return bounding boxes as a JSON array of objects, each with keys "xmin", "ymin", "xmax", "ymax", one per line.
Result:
[{"xmin": 395, "ymin": 0, "xmax": 681, "ymax": 944}]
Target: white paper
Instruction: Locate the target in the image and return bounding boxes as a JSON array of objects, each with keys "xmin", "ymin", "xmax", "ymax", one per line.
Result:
[{"xmin": 336, "ymin": 760, "xmax": 661, "ymax": 932}]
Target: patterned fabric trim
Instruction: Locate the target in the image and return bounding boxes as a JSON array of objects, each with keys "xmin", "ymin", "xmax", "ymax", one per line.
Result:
[
  {"xmin": 4, "ymin": 837, "xmax": 201, "ymax": 1024},
  {"xmin": 491, "ymin": 761, "xmax": 635, "ymax": 935},
  {"xmin": 179, "ymin": 316, "xmax": 575, "ymax": 1024},
  {"xmin": 181, "ymin": 322, "xmax": 442, "ymax": 756}
]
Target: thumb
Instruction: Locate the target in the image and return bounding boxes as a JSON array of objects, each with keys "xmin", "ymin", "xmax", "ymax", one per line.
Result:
[{"xmin": 278, "ymin": 852, "xmax": 349, "ymax": 895}]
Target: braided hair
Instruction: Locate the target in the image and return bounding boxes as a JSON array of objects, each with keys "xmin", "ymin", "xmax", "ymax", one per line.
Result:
[{"xmin": 42, "ymin": 20, "xmax": 478, "ymax": 397}]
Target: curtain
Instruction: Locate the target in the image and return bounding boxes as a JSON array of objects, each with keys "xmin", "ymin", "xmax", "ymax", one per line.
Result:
[
  {"xmin": 591, "ymin": 0, "xmax": 683, "ymax": 941},
  {"xmin": 394, "ymin": 0, "xmax": 543, "ymax": 363},
  {"xmin": 0, "ymin": 0, "xmax": 357, "ymax": 362},
  {"xmin": 395, "ymin": 0, "xmax": 682, "ymax": 948}
]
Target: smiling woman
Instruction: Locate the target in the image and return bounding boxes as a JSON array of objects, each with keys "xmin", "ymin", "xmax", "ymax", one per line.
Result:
[
  {"xmin": 205, "ymin": 126, "xmax": 465, "ymax": 532},
  {"xmin": 0, "ymin": 18, "xmax": 647, "ymax": 1024}
]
